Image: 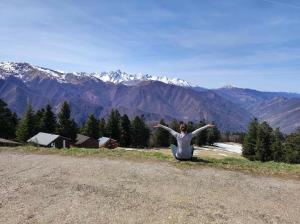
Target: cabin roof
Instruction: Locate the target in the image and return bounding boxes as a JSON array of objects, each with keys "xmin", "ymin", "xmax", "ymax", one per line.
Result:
[
  {"xmin": 75, "ymin": 134, "xmax": 91, "ymax": 145},
  {"xmin": 0, "ymin": 138, "xmax": 21, "ymax": 145},
  {"xmin": 98, "ymin": 137, "xmax": 114, "ymax": 146},
  {"xmin": 27, "ymin": 132, "xmax": 63, "ymax": 146}
]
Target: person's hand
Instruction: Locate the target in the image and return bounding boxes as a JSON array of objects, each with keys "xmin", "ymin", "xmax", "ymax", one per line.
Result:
[
  {"xmin": 207, "ymin": 124, "xmax": 215, "ymax": 128},
  {"xmin": 153, "ymin": 124, "xmax": 161, "ymax": 128}
]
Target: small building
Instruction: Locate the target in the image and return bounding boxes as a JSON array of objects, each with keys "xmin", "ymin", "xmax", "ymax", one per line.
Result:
[
  {"xmin": 0, "ymin": 138, "xmax": 22, "ymax": 147},
  {"xmin": 98, "ymin": 137, "xmax": 118, "ymax": 149},
  {"xmin": 74, "ymin": 134, "xmax": 99, "ymax": 148},
  {"xmin": 27, "ymin": 132, "xmax": 70, "ymax": 148}
]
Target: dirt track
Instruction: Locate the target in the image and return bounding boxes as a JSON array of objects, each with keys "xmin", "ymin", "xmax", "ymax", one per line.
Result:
[{"xmin": 0, "ymin": 151, "xmax": 300, "ymax": 224}]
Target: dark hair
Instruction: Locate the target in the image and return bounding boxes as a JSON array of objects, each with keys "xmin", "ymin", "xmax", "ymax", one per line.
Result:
[{"xmin": 180, "ymin": 123, "xmax": 187, "ymax": 133}]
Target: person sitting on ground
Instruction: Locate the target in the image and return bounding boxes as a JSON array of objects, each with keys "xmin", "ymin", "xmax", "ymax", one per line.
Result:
[{"xmin": 154, "ymin": 122, "xmax": 214, "ymax": 160}]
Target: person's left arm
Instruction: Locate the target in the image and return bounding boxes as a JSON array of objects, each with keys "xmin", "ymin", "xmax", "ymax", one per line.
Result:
[{"xmin": 191, "ymin": 124, "xmax": 214, "ymax": 137}]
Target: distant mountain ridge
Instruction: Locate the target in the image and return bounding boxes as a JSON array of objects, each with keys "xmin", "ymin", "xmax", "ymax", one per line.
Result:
[
  {"xmin": 0, "ymin": 62, "xmax": 300, "ymax": 133},
  {"xmin": 214, "ymin": 87, "xmax": 300, "ymax": 133},
  {"xmin": 0, "ymin": 62, "xmax": 192, "ymax": 87}
]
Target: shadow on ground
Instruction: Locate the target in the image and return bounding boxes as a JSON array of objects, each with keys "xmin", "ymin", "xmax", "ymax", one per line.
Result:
[{"xmin": 175, "ymin": 157, "xmax": 213, "ymax": 164}]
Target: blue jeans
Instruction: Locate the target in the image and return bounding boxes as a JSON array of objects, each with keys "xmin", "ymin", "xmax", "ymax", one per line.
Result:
[
  {"xmin": 170, "ymin": 144, "xmax": 178, "ymax": 158},
  {"xmin": 170, "ymin": 144, "xmax": 194, "ymax": 160}
]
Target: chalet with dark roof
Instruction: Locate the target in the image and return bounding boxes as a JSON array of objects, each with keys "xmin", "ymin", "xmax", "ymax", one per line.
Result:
[{"xmin": 74, "ymin": 134, "xmax": 99, "ymax": 148}]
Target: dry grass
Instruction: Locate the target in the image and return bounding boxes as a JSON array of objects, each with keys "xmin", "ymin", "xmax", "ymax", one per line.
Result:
[{"xmin": 1, "ymin": 145, "xmax": 300, "ymax": 179}]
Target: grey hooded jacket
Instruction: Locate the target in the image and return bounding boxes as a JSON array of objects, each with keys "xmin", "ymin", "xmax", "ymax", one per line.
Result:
[{"xmin": 158, "ymin": 124, "xmax": 210, "ymax": 159}]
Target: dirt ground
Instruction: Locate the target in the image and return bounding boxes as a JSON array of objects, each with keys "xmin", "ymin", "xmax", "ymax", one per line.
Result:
[{"xmin": 0, "ymin": 151, "xmax": 299, "ymax": 224}]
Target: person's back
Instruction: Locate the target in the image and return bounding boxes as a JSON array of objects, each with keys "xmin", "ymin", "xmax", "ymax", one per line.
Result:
[
  {"xmin": 176, "ymin": 132, "xmax": 194, "ymax": 159},
  {"xmin": 154, "ymin": 122, "xmax": 213, "ymax": 160}
]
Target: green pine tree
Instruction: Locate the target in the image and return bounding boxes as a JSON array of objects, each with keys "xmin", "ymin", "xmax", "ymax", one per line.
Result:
[
  {"xmin": 195, "ymin": 120, "xmax": 208, "ymax": 146},
  {"xmin": 106, "ymin": 109, "xmax": 121, "ymax": 141},
  {"xmin": 141, "ymin": 115, "xmax": 150, "ymax": 148},
  {"xmin": 40, "ymin": 104, "xmax": 57, "ymax": 133},
  {"xmin": 119, "ymin": 114, "xmax": 132, "ymax": 147},
  {"xmin": 70, "ymin": 119, "xmax": 78, "ymax": 141},
  {"xmin": 82, "ymin": 114, "xmax": 99, "ymax": 139},
  {"xmin": 131, "ymin": 115, "xmax": 150, "ymax": 148},
  {"xmin": 187, "ymin": 121, "xmax": 196, "ymax": 144},
  {"xmin": 154, "ymin": 119, "xmax": 170, "ymax": 147},
  {"xmin": 34, "ymin": 108, "xmax": 45, "ymax": 133},
  {"xmin": 0, "ymin": 99, "xmax": 18, "ymax": 139},
  {"xmin": 98, "ymin": 118, "xmax": 106, "ymax": 137},
  {"xmin": 271, "ymin": 128, "xmax": 284, "ymax": 162},
  {"xmin": 169, "ymin": 119, "xmax": 179, "ymax": 146},
  {"xmin": 207, "ymin": 122, "xmax": 221, "ymax": 145},
  {"xmin": 255, "ymin": 122, "xmax": 273, "ymax": 162},
  {"xmin": 242, "ymin": 118, "xmax": 259, "ymax": 160},
  {"xmin": 283, "ymin": 129, "xmax": 300, "ymax": 164},
  {"xmin": 56, "ymin": 101, "xmax": 77, "ymax": 142},
  {"xmin": 16, "ymin": 104, "xmax": 36, "ymax": 142}
]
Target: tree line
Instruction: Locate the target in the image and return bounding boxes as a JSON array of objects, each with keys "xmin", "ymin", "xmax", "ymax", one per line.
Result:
[
  {"xmin": 81, "ymin": 109, "xmax": 151, "ymax": 148},
  {"xmin": 243, "ymin": 118, "xmax": 300, "ymax": 164},
  {"xmin": 81, "ymin": 111, "xmax": 221, "ymax": 148},
  {"xmin": 0, "ymin": 99, "xmax": 221, "ymax": 148},
  {"xmin": 3, "ymin": 98, "xmax": 298, "ymax": 163},
  {"xmin": 16, "ymin": 102, "xmax": 77, "ymax": 142}
]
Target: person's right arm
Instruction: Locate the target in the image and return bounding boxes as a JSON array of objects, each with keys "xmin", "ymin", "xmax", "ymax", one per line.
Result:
[{"xmin": 154, "ymin": 124, "xmax": 179, "ymax": 138}]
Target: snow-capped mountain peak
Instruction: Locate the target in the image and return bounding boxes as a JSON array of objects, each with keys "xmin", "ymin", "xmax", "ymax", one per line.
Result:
[
  {"xmin": 88, "ymin": 70, "xmax": 191, "ymax": 87},
  {"xmin": 0, "ymin": 62, "xmax": 31, "ymax": 72},
  {"xmin": 0, "ymin": 62, "xmax": 192, "ymax": 87}
]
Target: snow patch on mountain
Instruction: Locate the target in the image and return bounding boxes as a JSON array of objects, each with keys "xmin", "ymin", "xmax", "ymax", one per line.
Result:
[
  {"xmin": 0, "ymin": 62, "xmax": 31, "ymax": 80},
  {"xmin": 0, "ymin": 62, "xmax": 192, "ymax": 87}
]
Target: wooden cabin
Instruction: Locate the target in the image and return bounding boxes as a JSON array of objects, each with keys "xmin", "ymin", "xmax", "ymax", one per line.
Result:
[
  {"xmin": 74, "ymin": 134, "xmax": 99, "ymax": 148},
  {"xmin": 0, "ymin": 138, "xmax": 21, "ymax": 147},
  {"xmin": 98, "ymin": 137, "xmax": 118, "ymax": 149},
  {"xmin": 27, "ymin": 132, "xmax": 71, "ymax": 148}
]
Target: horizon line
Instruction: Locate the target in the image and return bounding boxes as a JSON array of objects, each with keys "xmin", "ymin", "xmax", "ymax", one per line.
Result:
[{"xmin": 1, "ymin": 60, "xmax": 299, "ymax": 94}]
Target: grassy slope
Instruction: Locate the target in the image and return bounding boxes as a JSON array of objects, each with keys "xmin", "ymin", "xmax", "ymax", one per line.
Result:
[{"xmin": 1, "ymin": 146, "xmax": 300, "ymax": 179}]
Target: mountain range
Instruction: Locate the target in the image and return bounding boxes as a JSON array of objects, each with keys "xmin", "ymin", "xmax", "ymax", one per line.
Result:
[{"xmin": 0, "ymin": 62, "xmax": 299, "ymax": 133}]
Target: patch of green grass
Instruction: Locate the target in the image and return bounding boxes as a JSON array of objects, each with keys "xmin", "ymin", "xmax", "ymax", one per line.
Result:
[
  {"xmin": 191, "ymin": 157, "xmax": 300, "ymax": 177},
  {"xmin": 1, "ymin": 146, "xmax": 299, "ymax": 179}
]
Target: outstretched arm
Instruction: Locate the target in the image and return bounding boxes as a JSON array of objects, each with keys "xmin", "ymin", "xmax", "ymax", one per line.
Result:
[
  {"xmin": 191, "ymin": 124, "xmax": 214, "ymax": 137},
  {"xmin": 153, "ymin": 124, "xmax": 179, "ymax": 138}
]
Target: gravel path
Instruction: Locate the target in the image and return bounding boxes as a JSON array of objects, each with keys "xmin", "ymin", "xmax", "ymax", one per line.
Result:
[{"xmin": 0, "ymin": 151, "xmax": 299, "ymax": 224}]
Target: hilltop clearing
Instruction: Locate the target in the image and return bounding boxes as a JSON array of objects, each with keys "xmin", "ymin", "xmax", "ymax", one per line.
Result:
[{"xmin": 0, "ymin": 150, "xmax": 299, "ymax": 224}]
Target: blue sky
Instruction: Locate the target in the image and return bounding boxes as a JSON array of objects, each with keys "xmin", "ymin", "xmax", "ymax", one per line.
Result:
[{"xmin": 1, "ymin": 0, "xmax": 300, "ymax": 92}]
